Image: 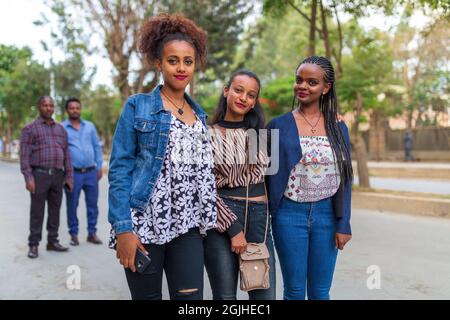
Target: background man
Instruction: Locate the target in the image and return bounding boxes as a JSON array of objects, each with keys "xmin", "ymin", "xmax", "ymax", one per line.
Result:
[
  {"xmin": 20, "ymin": 96, "xmax": 73, "ymax": 259},
  {"xmin": 62, "ymin": 98, "xmax": 103, "ymax": 246}
]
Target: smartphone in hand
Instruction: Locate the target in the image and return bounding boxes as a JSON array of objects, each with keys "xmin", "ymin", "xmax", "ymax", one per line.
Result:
[{"xmin": 135, "ymin": 249, "xmax": 151, "ymax": 273}]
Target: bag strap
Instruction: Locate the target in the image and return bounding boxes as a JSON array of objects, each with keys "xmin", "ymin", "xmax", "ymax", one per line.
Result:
[{"xmin": 243, "ymin": 137, "xmax": 269, "ymax": 244}]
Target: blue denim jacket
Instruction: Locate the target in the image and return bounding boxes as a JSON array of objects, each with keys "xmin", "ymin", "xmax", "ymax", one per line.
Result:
[
  {"xmin": 265, "ymin": 112, "xmax": 353, "ymax": 235},
  {"xmin": 108, "ymin": 85, "xmax": 208, "ymax": 234}
]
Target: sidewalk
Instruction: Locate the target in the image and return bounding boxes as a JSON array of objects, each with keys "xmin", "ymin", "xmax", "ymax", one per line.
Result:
[
  {"xmin": 353, "ymin": 161, "xmax": 450, "ymax": 180},
  {"xmin": 360, "ymin": 161, "xmax": 450, "ymax": 170}
]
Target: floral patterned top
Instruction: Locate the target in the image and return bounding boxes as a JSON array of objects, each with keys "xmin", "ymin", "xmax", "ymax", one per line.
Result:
[
  {"xmin": 284, "ymin": 135, "xmax": 340, "ymax": 203},
  {"xmin": 109, "ymin": 114, "xmax": 217, "ymax": 246}
]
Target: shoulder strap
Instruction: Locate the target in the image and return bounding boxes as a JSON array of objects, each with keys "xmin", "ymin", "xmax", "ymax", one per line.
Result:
[{"xmin": 243, "ymin": 135, "xmax": 269, "ymax": 244}]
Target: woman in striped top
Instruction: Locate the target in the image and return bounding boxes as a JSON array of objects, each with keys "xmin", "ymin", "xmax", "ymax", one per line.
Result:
[{"xmin": 204, "ymin": 70, "xmax": 276, "ymax": 300}]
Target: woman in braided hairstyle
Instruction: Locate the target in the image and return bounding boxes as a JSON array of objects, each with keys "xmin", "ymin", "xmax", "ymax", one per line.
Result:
[{"xmin": 266, "ymin": 56, "xmax": 353, "ymax": 300}]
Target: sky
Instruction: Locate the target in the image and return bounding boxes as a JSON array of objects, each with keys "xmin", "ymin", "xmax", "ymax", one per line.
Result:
[
  {"xmin": 0, "ymin": 0, "xmax": 432, "ymax": 89},
  {"xmin": 0, "ymin": 0, "xmax": 114, "ymax": 87}
]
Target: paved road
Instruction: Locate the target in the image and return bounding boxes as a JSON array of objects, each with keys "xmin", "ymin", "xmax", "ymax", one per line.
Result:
[
  {"xmin": 1, "ymin": 161, "xmax": 450, "ymax": 299},
  {"xmin": 359, "ymin": 161, "xmax": 450, "ymax": 170},
  {"xmin": 353, "ymin": 176, "xmax": 450, "ymax": 195}
]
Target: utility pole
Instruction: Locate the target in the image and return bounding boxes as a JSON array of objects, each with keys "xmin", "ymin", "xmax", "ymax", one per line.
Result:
[{"xmin": 49, "ymin": 27, "xmax": 57, "ymax": 119}]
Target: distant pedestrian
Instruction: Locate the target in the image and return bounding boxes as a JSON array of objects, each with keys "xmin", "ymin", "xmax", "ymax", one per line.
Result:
[
  {"xmin": 20, "ymin": 96, "xmax": 73, "ymax": 259},
  {"xmin": 404, "ymin": 131, "xmax": 414, "ymax": 161},
  {"xmin": 62, "ymin": 98, "xmax": 104, "ymax": 246}
]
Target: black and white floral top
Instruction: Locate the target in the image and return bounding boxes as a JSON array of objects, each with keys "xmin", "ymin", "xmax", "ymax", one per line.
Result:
[{"xmin": 109, "ymin": 114, "xmax": 217, "ymax": 246}]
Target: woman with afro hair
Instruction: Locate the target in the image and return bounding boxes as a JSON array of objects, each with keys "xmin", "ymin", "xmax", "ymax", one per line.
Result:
[{"xmin": 108, "ymin": 13, "xmax": 217, "ymax": 300}]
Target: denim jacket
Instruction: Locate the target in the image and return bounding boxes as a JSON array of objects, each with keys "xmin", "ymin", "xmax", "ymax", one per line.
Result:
[{"xmin": 108, "ymin": 85, "xmax": 208, "ymax": 234}]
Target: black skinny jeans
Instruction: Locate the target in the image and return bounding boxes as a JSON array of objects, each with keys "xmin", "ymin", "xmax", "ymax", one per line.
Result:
[
  {"xmin": 204, "ymin": 198, "xmax": 276, "ymax": 300},
  {"xmin": 125, "ymin": 227, "xmax": 204, "ymax": 300}
]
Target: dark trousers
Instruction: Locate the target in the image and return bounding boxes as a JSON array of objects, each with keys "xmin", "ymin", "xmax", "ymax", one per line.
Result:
[
  {"xmin": 405, "ymin": 148, "xmax": 414, "ymax": 161},
  {"xmin": 125, "ymin": 228, "xmax": 204, "ymax": 300},
  {"xmin": 204, "ymin": 198, "xmax": 276, "ymax": 300},
  {"xmin": 65, "ymin": 170, "xmax": 99, "ymax": 236},
  {"xmin": 28, "ymin": 170, "xmax": 65, "ymax": 246}
]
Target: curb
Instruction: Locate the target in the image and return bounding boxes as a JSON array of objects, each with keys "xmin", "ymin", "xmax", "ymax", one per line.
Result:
[
  {"xmin": 0, "ymin": 157, "xmax": 19, "ymax": 163},
  {"xmin": 353, "ymin": 192, "xmax": 450, "ymax": 218}
]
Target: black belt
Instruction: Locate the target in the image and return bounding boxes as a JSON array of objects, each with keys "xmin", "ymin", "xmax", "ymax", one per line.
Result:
[
  {"xmin": 74, "ymin": 166, "xmax": 96, "ymax": 173},
  {"xmin": 218, "ymin": 182, "xmax": 266, "ymax": 198},
  {"xmin": 32, "ymin": 166, "xmax": 64, "ymax": 175}
]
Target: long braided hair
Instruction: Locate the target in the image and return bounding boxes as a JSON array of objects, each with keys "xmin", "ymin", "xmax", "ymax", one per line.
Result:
[{"xmin": 292, "ymin": 56, "xmax": 353, "ymax": 184}]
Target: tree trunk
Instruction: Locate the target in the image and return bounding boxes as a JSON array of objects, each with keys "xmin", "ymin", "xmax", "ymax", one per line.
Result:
[
  {"xmin": 4, "ymin": 119, "xmax": 12, "ymax": 156},
  {"xmin": 331, "ymin": 0, "xmax": 343, "ymax": 78},
  {"xmin": 355, "ymin": 134, "xmax": 370, "ymax": 188},
  {"xmin": 368, "ymin": 109, "xmax": 386, "ymax": 161},
  {"xmin": 407, "ymin": 108, "xmax": 413, "ymax": 130},
  {"xmin": 0, "ymin": 113, "xmax": 6, "ymax": 156},
  {"xmin": 116, "ymin": 71, "xmax": 130, "ymax": 106},
  {"xmin": 416, "ymin": 108, "xmax": 424, "ymax": 127},
  {"xmin": 104, "ymin": 129, "xmax": 112, "ymax": 155},
  {"xmin": 189, "ymin": 75, "xmax": 195, "ymax": 98},
  {"xmin": 353, "ymin": 93, "xmax": 370, "ymax": 188},
  {"xmin": 307, "ymin": 0, "xmax": 317, "ymax": 57},
  {"xmin": 112, "ymin": 58, "xmax": 131, "ymax": 105},
  {"xmin": 319, "ymin": 0, "xmax": 331, "ymax": 59}
]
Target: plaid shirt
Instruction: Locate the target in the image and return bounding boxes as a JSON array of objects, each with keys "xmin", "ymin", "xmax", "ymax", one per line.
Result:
[{"xmin": 20, "ymin": 117, "xmax": 73, "ymax": 183}]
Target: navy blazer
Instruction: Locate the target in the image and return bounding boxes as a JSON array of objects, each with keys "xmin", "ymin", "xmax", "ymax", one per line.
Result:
[{"xmin": 265, "ymin": 112, "xmax": 352, "ymax": 235}]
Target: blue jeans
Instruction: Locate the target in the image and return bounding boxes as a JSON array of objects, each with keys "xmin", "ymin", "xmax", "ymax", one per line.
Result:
[
  {"xmin": 204, "ymin": 198, "xmax": 276, "ymax": 300},
  {"xmin": 272, "ymin": 196, "xmax": 338, "ymax": 300},
  {"xmin": 65, "ymin": 170, "xmax": 99, "ymax": 236}
]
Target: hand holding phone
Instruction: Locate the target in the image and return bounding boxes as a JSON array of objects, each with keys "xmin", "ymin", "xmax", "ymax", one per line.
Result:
[{"xmin": 135, "ymin": 249, "xmax": 151, "ymax": 273}]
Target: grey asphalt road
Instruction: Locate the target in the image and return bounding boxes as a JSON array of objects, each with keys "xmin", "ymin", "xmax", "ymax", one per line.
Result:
[
  {"xmin": 353, "ymin": 176, "xmax": 450, "ymax": 195},
  {"xmin": 1, "ymin": 161, "xmax": 450, "ymax": 300}
]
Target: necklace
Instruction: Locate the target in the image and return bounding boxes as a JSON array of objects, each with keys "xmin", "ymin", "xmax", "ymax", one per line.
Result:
[
  {"xmin": 161, "ymin": 90, "xmax": 186, "ymax": 116},
  {"xmin": 297, "ymin": 109, "xmax": 321, "ymax": 134}
]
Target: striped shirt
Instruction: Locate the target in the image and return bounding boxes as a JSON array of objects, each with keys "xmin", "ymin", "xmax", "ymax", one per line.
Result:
[
  {"xmin": 20, "ymin": 117, "xmax": 73, "ymax": 183},
  {"xmin": 209, "ymin": 126, "xmax": 269, "ymax": 232}
]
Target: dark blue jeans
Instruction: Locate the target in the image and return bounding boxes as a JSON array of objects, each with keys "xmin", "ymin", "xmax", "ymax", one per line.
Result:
[
  {"xmin": 125, "ymin": 228, "xmax": 204, "ymax": 300},
  {"xmin": 65, "ymin": 170, "xmax": 99, "ymax": 236},
  {"xmin": 272, "ymin": 196, "xmax": 338, "ymax": 300},
  {"xmin": 204, "ymin": 197, "xmax": 276, "ymax": 300}
]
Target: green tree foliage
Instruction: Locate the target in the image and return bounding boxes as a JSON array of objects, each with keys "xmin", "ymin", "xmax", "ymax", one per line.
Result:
[
  {"xmin": 260, "ymin": 76, "xmax": 294, "ymax": 117},
  {"xmin": 237, "ymin": 11, "xmax": 310, "ymax": 81},
  {"xmin": 392, "ymin": 16, "xmax": 449, "ymax": 128},
  {"xmin": 35, "ymin": 1, "xmax": 94, "ymax": 118},
  {"xmin": 81, "ymin": 86, "xmax": 121, "ymax": 153},
  {"xmin": 338, "ymin": 25, "xmax": 395, "ymax": 114},
  {"xmin": 53, "ymin": 56, "xmax": 95, "ymax": 120},
  {"xmin": 0, "ymin": 45, "xmax": 49, "ymax": 154},
  {"xmin": 164, "ymin": 0, "xmax": 253, "ymax": 82},
  {"xmin": 41, "ymin": 0, "xmax": 253, "ymax": 102}
]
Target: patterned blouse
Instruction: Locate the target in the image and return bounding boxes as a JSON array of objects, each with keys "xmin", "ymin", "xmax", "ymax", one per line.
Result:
[
  {"xmin": 109, "ymin": 114, "xmax": 217, "ymax": 246},
  {"xmin": 209, "ymin": 125, "xmax": 269, "ymax": 232},
  {"xmin": 284, "ymin": 135, "xmax": 340, "ymax": 203}
]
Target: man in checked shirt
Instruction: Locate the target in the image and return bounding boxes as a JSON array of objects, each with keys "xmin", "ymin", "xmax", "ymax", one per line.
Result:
[{"xmin": 20, "ymin": 96, "xmax": 74, "ymax": 259}]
